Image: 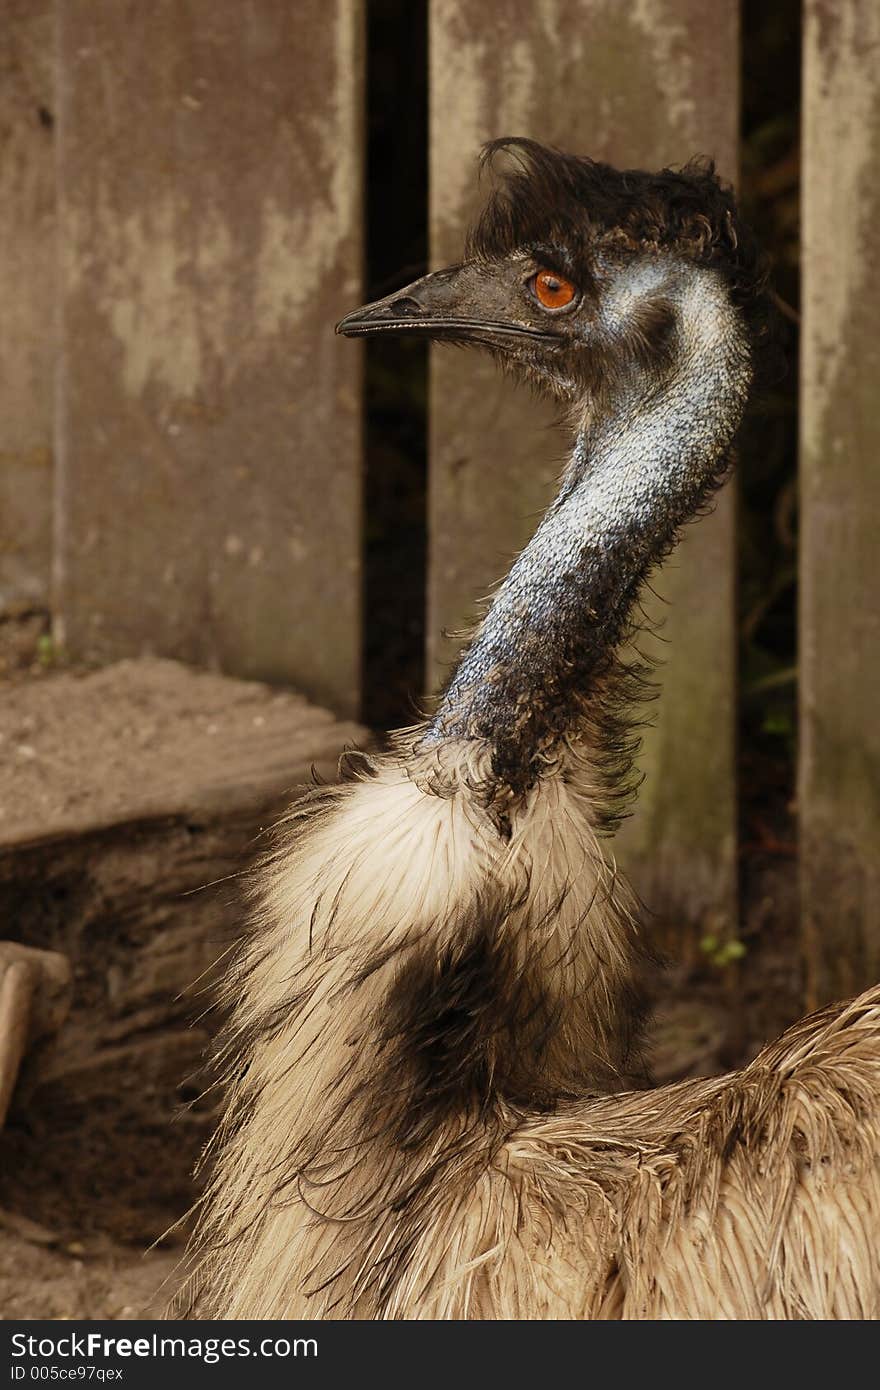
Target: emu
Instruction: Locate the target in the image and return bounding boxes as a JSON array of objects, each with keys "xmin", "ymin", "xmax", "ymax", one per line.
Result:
[{"xmin": 186, "ymin": 140, "xmax": 880, "ymax": 1319}]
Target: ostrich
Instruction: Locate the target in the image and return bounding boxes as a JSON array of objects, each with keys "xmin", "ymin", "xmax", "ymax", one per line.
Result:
[{"xmin": 185, "ymin": 141, "xmax": 880, "ymax": 1319}]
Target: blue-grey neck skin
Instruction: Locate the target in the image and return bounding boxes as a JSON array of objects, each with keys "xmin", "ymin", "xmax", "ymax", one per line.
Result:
[{"xmin": 424, "ymin": 259, "xmax": 752, "ymax": 792}]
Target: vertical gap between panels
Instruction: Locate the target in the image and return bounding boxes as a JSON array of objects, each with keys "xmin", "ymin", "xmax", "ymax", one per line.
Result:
[
  {"xmin": 361, "ymin": 0, "xmax": 429, "ymax": 732},
  {"xmin": 737, "ymin": 0, "xmax": 801, "ymax": 973}
]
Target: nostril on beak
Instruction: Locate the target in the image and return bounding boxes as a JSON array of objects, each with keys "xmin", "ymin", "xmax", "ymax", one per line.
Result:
[{"xmin": 389, "ymin": 296, "xmax": 424, "ymax": 318}]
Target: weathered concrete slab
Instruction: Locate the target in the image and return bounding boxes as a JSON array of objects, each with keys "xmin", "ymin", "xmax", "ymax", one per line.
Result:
[
  {"xmin": 0, "ymin": 2, "xmax": 56, "ymax": 610},
  {"xmin": 55, "ymin": 1, "xmax": 364, "ymax": 718},
  {"xmin": 800, "ymin": 0, "xmax": 880, "ymax": 1005},
  {"xmin": 0, "ymin": 657, "xmax": 363, "ymax": 847},
  {"xmin": 0, "ymin": 657, "xmax": 365, "ymax": 1239},
  {"xmin": 429, "ymin": 0, "xmax": 739, "ymax": 936}
]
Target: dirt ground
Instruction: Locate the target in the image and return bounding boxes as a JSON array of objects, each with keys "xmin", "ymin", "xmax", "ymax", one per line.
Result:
[
  {"xmin": 0, "ymin": 1214, "xmax": 179, "ymax": 1319},
  {"xmin": 0, "ymin": 608, "xmax": 802, "ymax": 1321}
]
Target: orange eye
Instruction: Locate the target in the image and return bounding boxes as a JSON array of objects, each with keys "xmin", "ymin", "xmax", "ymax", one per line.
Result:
[{"xmin": 533, "ymin": 268, "xmax": 577, "ymax": 309}]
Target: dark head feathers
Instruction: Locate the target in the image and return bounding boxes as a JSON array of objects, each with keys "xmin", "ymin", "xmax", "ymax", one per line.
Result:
[{"xmin": 467, "ymin": 137, "xmax": 778, "ymax": 374}]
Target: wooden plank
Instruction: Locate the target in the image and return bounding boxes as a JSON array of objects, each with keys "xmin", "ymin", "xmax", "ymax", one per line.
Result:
[
  {"xmin": 55, "ymin": 1, "xmax": 364, "ymax": 718},
  {"xmin": 0, "ymin": 2, "xmax": 55, "ymax": 610},
  {"xmin": 429, "ymin": 0, "xmax": 739, "ymax": 936},
  {"xmin": 0, "ymin": 946, "xmax": 71, "ymax": 1132},
  {"xmin": 800, "ymin": 1, "xmax": 880, "ymax": 1006}
]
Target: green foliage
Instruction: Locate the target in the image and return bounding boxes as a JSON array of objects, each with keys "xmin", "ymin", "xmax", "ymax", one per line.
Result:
[
  {"xmin": 36, "ymin": 632, "xmax": 58, "ymax": 667},
  {"xmin": 699, "ymin": 934, "xmax": 748, "ymax": 969}
]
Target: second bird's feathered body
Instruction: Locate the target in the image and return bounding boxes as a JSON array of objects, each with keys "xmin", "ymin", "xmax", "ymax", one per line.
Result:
[{"xmin": 184, "ymin": 142, "xmax": 880, "ymax": 1320}]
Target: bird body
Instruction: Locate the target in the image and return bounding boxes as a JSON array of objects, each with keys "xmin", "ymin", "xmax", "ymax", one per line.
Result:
[
  {"xmin": 185, "ymin": 142, "xmax": 880, "ymax": 1320},
  {"xmin": 189, "ymin": 756, "xmax": 880, "ymax": 1318}
]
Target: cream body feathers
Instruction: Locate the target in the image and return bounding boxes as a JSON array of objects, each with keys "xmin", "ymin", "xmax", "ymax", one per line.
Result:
[
  {"xmin": 188, "ymin": 740, "xmax": 644, "ymax": 1317},
  {"xmin": 187, "ymin": 744, "xmax": 880, "ymax": 1320}
]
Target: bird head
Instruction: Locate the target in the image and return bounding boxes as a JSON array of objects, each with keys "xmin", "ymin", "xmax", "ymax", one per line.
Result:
[{"xmin": 337, "ymin": 138, "xmax": 772, "ymax": 414}]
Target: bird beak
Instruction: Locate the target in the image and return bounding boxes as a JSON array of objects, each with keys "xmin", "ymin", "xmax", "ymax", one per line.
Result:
[{"xmin": 335, "ymin": 263, "xmax": 556, "ymax": 344}]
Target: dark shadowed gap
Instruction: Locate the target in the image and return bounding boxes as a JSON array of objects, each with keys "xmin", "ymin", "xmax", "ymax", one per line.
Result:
[
  {"xmin": 361, "ymin": 0, "xmax": 429, "ymax": 731},
  {"xmin": 736, "ymin": 1, "xmax": 801, "ymax": 942}
]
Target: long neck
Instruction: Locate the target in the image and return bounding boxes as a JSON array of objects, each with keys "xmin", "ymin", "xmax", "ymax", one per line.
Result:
[{"xmin": 426, "ymin": 269, "xmax": 751, "ymax": 795}]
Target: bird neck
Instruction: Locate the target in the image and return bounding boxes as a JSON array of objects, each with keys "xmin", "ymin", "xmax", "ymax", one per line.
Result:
[{"xmin": 425, "ymin": 270, "xmax": 751, "ymax": 800}]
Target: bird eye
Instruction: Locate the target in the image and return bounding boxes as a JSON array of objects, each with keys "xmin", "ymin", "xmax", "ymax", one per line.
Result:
[{"xmin": 532, "ymin": 269, "xmax": 577, "ymax": 310}]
